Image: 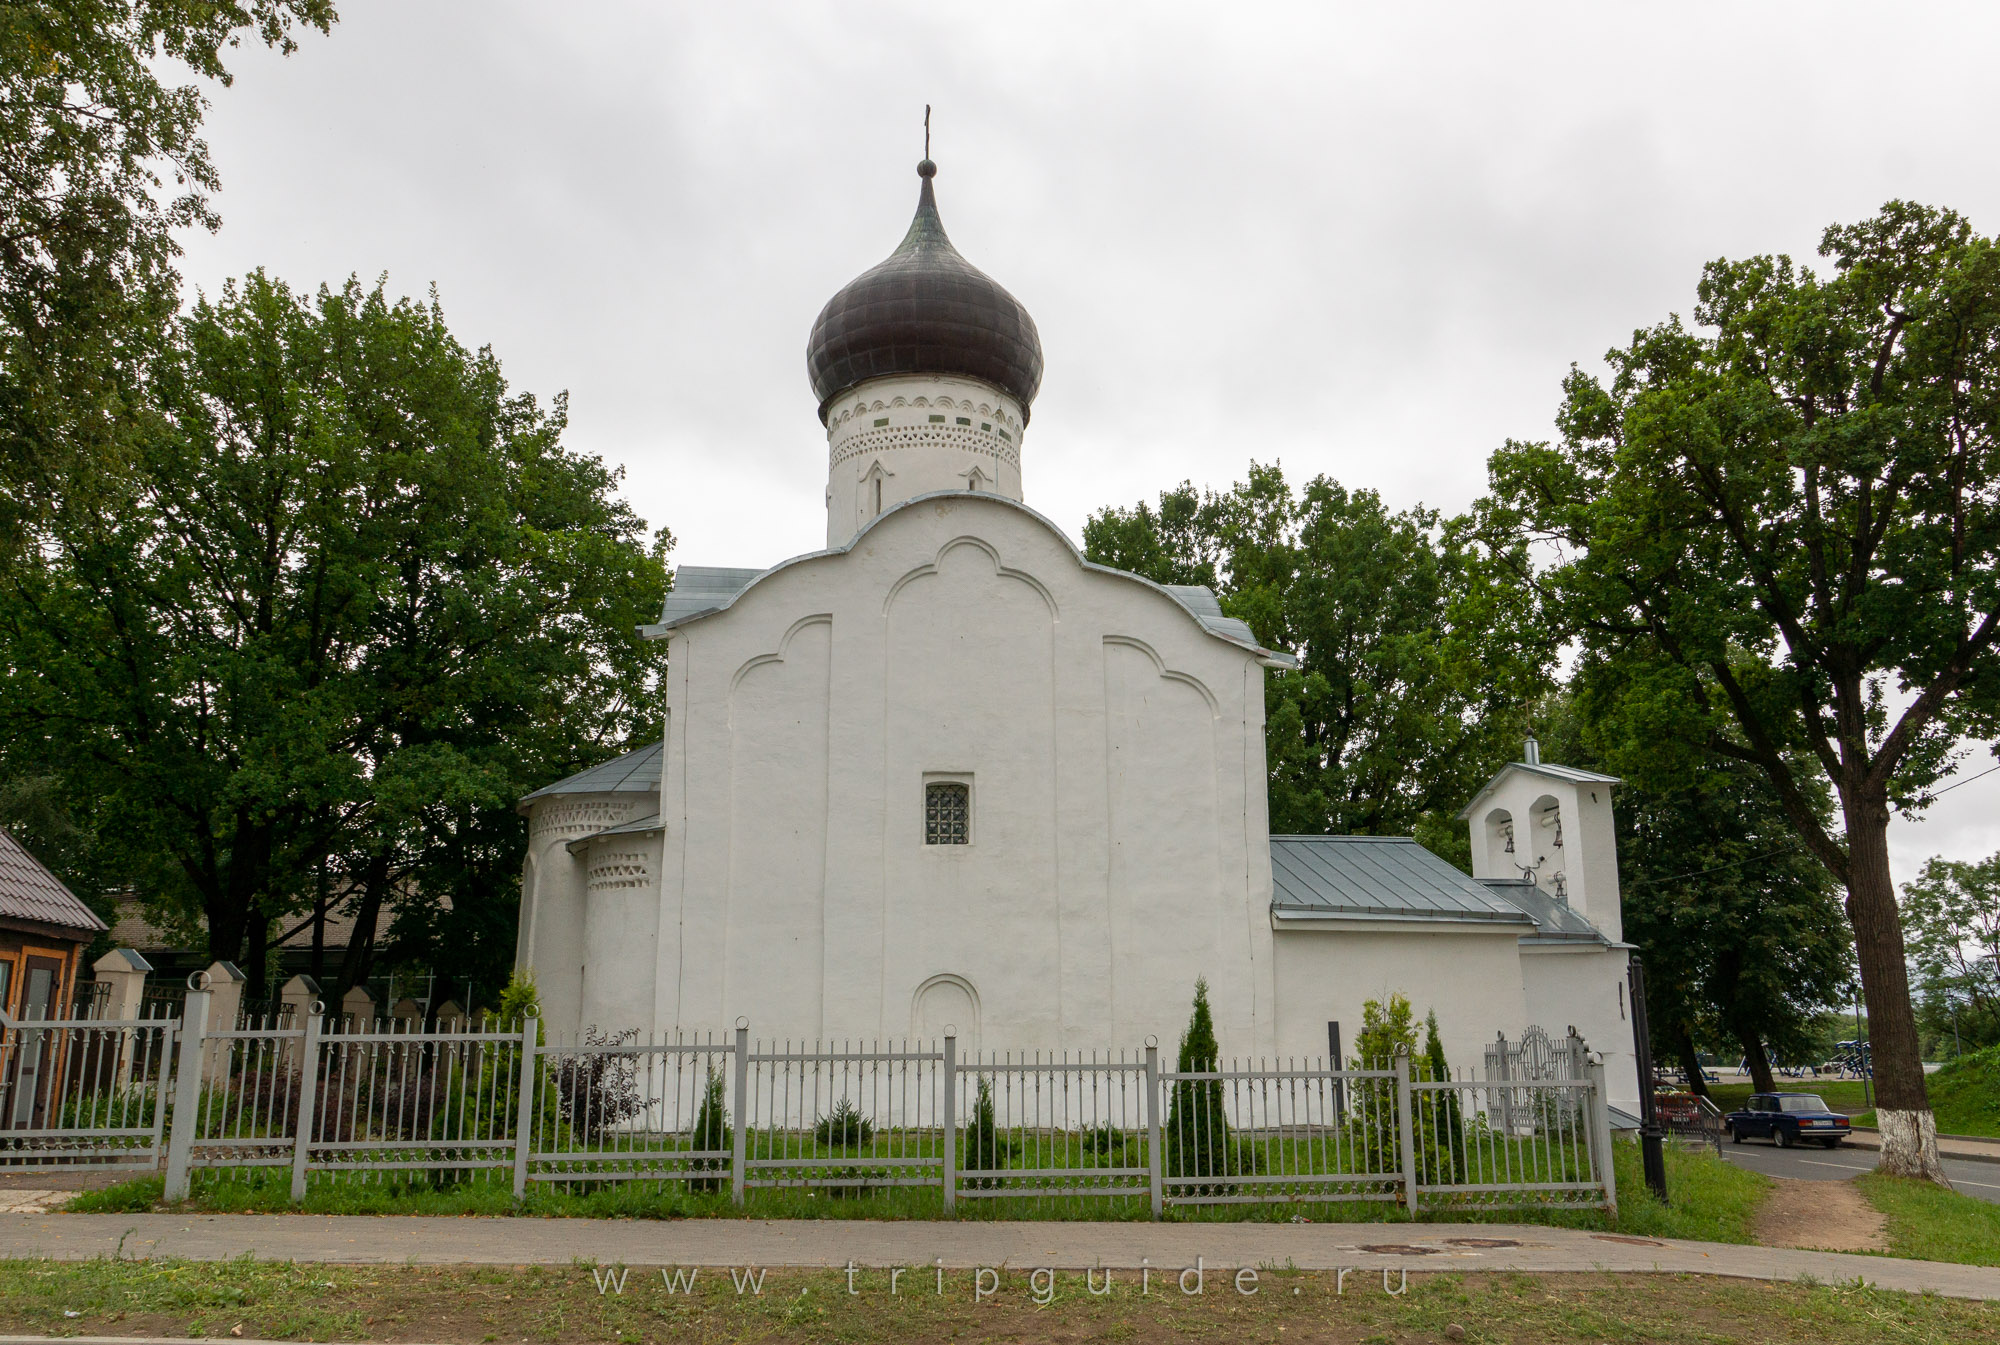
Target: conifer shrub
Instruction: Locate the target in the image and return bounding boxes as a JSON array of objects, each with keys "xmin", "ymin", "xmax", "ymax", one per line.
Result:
[
  {"xmin": 1163, "ymin": 978, "xmax": 1258, "ymax": 1194},
  {"xmin": 964, "ymin": 1077, "xmax": 1011, "ymax": 1187},
  {"xmin": 687, "ymin": 1066, "xmax": 729, "ymax": 1192}
]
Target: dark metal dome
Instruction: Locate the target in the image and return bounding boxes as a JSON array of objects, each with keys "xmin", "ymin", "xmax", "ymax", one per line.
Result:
[{"xmin": 807, "ymin": 161, "xmax": 1043, "ymax": 422}]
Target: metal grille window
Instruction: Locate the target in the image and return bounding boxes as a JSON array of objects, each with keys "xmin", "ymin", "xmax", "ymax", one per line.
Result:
[{"xmin": 924, "ymin": 781, "xmax": 970, "ymax": 845}]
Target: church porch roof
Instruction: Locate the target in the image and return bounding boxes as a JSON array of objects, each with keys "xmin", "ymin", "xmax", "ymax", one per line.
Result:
[
  {"xmin": 1475, "ymin": 877, "xmax": 1614, "ymax": 946},
  {"xmin": 518, "ymin": 741, "xmax": 662, "ymax": 810},
  {"xmin": 1269, "ymin": 835, "xmax": 1534, "ymax": 927}
]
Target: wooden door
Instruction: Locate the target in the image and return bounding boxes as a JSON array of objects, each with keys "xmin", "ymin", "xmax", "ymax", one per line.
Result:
[{"xmin": 5, "ymin": 955, "xmax": 63, "ymax": 1127}]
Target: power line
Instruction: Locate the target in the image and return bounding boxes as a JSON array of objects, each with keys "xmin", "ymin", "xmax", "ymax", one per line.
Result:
[
  {"xmin": 1925, "ymin": 762, "xmax": 2000, "ymax": 799},
  {"xmin": 1626, "ymin": 846, "xmax": 1800, "ymax": 889}
]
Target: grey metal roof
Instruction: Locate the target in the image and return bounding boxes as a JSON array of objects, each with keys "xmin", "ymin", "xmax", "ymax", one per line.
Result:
[
  {"xmin": 1457, "ymin": 760, "xmax": 1622, "ymax": 820},
  {"xmin": 640, "ymin": 504, "xmax": 1298, "ymax": 672},
  {"xmin": 656, "ymin": 567, "xmax": 767, "ymax": 628},
  {"xmin": 0, "ymin": 827, "xmax": 106, "ymax": 935},
  {"xmin": 1476, "ymin": 878, "xmax": 1610, "ymax": 945},
  {"xmin": 1269, "ymin": 835, "xmax": 1535, "ymax": 925},
  {"xmin": 520, "ymin": 741, "xmax": 662, "ymax": 806},
  {"xmin": 1159, "ymin": 585, "xmax": 1270, "ymax": 657}
]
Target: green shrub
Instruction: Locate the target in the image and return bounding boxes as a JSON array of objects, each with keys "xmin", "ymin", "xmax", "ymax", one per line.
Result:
[
  {"xmin": 1346, "ymin": 993, "xmax": 1465, "ymax": 1196},
  {"xmin": 963, "ymin": 1077, "xmax": 1010, "ymax": 1186},
  {"xmin": 688, "ymin": 1066, "xmax": 729, "ymax": 1192},
  {"xmin": 813, "ymin": 1098, "xmax": 873, "ymax": 1148}
]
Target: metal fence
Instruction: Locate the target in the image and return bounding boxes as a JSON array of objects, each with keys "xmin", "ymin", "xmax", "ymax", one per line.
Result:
[
  {"xmin": 0, "ymin": 989, "xmax": 1618, "ymax": 1216},
  {"xmin": 0, "ymin": 1004, "xmax": 175, "ymax": 1170}
]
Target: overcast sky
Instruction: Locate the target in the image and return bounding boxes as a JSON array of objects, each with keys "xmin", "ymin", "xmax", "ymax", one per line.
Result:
[{"xmin": 171, "ymin": 1, "xmax": 2000, "ymax": 882}]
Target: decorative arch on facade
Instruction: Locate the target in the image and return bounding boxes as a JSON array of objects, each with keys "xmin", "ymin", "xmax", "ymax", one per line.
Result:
[
  {"xmin": 1100, "ymin": 635, "xmax": 1220, "ymax": 715},
  {"xmin": 911, "ymin": 973, "xmax": 981, "ymax": 1048},
  {"xmin": 883, "ymin": 535, "xmax": 1059, "ymax": 620},
  {"xmin": 728, "ymin": 613, "xmax": 835, "ymax": 700}
]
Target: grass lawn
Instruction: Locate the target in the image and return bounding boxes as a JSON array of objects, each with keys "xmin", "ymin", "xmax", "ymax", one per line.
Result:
[
  {"xmin": 1705, "ymin": 1052, "xmax": 2000, "ymax": 1138},
  {"xmin": 1859, "ymin": 1171, "xmax": 2000, "ymax": 1266},
  {"xmin": 0, "ymin": 1258, "xmax": 1991, "ymax": 1344},
  {"xmin": 1706, "ymin": 1079, "xmax": 1877, "ymax": 1115},
  {"xmin": 65, "ymin": 1138, "xmax": 1765, "ymax": 1244}
]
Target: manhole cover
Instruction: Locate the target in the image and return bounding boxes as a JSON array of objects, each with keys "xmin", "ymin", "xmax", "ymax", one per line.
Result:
[
  {"xmin": 1358, "ymin": 1244, "xmax": 1441, "ymax": 1256},
  {"xmin": 1592, "ymin": 1234, "xmax": 1666, "ymax": 1247},
  {"xmin": 1442, "ymin": 1238, "xmax": 1520, "ymax": 1248}
]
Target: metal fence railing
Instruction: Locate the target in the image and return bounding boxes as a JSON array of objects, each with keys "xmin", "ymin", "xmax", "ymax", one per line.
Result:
[
  {"xmin": 0, "ymin": 1005, "xmax": 175, "ymax": 1170},
  {"xmin": 0, "ymin": 987, "xmax": 1618, "ymax": 1216}
]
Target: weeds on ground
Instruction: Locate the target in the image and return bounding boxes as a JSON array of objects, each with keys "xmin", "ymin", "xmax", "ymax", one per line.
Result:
[{"xmin": 0, "ymin": 1259, "xmax": 1991, "ymax": 1345}]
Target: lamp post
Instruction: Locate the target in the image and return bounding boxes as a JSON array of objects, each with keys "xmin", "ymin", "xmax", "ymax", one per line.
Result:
[{"xmin": 1627, "ymin": 958, "xmax": 1668, "ymax": 1203}]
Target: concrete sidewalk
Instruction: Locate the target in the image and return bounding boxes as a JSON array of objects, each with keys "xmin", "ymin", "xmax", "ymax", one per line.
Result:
[
  {"xmin": 1845, "ymin": 1128, "xmax": 2000, "ymax": 1165},
  {"xmin": 2, "ymin": 1213, "xmax": 1997, "ymax": 1300}
]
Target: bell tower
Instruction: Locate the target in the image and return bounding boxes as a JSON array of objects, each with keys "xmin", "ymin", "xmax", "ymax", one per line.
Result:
[{"xmin": 1461, "ymin": 740, "xmax": 1626, "ymax": 941}]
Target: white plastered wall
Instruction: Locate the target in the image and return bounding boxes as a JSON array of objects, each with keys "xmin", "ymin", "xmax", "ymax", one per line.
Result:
[
  {"xmin": 656, "ymin": 494, "xmax": 1278, "ymax": 1054},
  {"xmin": 1520, "ymin": 944, "xmax": 1641, "ymax": 1116},
  {"xmin": 1270, "ymin": 925, "xmax": 1530, "ymax": 1073}
]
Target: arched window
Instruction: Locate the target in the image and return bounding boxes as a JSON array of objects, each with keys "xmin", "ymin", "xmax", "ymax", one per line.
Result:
[{"xmin": 924, "ymin": 781, "xmax": 970, "ymax": 845}]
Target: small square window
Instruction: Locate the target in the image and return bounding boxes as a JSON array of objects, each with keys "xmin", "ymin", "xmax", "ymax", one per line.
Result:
[
  {"xmin": 873, "ymin": 417, "xmax": 889, "ymax": 427},
  {"xmin": 928, "ymin": 414, "xmax": 946, "ymax": 424},
  {"xmin": 924, "ymin": 781, "xmax": 970, "ymax": 845},
  {"xmin": 955, "ymin": 416, "xmax": 971, "ymax": 426}
]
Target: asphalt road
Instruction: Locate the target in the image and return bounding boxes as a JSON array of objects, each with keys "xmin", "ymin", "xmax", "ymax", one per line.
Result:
[{"xmin": 1716, "ymin": 1136, "xmax": 2000, "ymax": 1203}]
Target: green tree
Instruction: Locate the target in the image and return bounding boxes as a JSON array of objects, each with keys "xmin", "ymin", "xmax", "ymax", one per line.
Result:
[
  {"xmin": 1484, "ymin": 201, "xmax": 2000, "ymax": 1181},
  {"xmin": 1086, "ymin": 463, "xmax": 1551, "ymax": 852},
  {"xmin": 1902, "ymin": 855, "xmax": 2000, "ymax": 1056},
  {"xmin": 1537, "ymin": 698, "xmax": 1853, "ymax": 1096},
  {"xmin": 0, "ymin": 1, "xmax": 334, "ymax": 564},
  {"xmin": 0, "ymin": 272, "xmax": 667, "ymax": 1001}
]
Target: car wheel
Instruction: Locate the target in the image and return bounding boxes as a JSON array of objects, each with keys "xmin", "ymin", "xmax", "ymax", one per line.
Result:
[
  {"xmin": 1728, "ymin": 1122, "xmax": 1742, "ymax": 1143},
  {"xmin": 1776, "ymin": 1127, "xmax": 1794, "ymax": 1149}
]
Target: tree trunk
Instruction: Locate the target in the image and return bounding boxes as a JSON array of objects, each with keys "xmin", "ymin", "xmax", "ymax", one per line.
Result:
[
  {"xmin": 244, "ymin": 904, "xmax": 270, "ymax": 1002},
  {"xmin": 335, "ymin": 853, "xmax": 391, "ymax": 1004},
  {"xmin": 1735, "ymin": 1028, "xmax": 1776, "ymax": 1095},
  {"xmin": 1844, "ymin": 790, "xmax": 1948, "ymax": 1183},
  {"xmin": 1676, "ymin": 1029, "xmax": 1710, "ymax": 1100}
]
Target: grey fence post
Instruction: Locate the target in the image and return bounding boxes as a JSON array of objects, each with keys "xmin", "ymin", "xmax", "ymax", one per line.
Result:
[
  {"xmin": 162, "ymin": 986, "xmax": 212, "ymax": 1201},
  {"xmin": 511, "ymin": 1015, "xmax": 537, "ymax": 1199},
  {"xmin": 1394, "ymin": 1046, "xmax": 1418, "ymax": 1214},
  {"xmin": 289, "ymin": 1006, "xmax": 323, "ymax": 1201},
  {"xmin": 1143, "ymin": 1039, "xmax": 1163, "ymax": 1220},
  {"xmin": 1586, "ymin": 1050, "xmax": 1618, "ymax": 1218},
  {"xmin": 940, "ymin": 1032, "xmax": 957, "ymax": 1214},
  {"xmin": 730, "ymin": 1021, "xmax": 750, "ymax": 1207},
  {"xmin": 1495, "ymin": 1031, "xmax": 1514, "ymax": 1134}
]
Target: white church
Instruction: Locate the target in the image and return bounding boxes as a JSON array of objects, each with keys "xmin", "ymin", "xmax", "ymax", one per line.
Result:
[{"xmin": 514, "ymin": 158, "xmax": 1642, "ymax": 1114}]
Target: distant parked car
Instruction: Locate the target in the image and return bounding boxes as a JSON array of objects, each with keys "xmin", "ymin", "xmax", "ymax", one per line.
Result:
[{"xmin": 1723, "ymin": 1093, "xmax": 1852, "ymax": 1148}]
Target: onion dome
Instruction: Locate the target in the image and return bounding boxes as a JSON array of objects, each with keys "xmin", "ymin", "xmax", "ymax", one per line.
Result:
[{"xmin": 807, "ymin": 160, "xmax": 1043, "ymax": 422}]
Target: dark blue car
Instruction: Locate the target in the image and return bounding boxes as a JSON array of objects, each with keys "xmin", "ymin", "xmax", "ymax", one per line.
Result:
[{"xmin": 1724, "ymin": 1092, "xmax": 1852, "ymax": 1148}]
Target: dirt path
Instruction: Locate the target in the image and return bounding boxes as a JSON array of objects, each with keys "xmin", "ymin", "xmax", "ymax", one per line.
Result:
[{"xmin": 1755, "ymin": 1176, "xmax": 1887, "ymax": 1252}]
